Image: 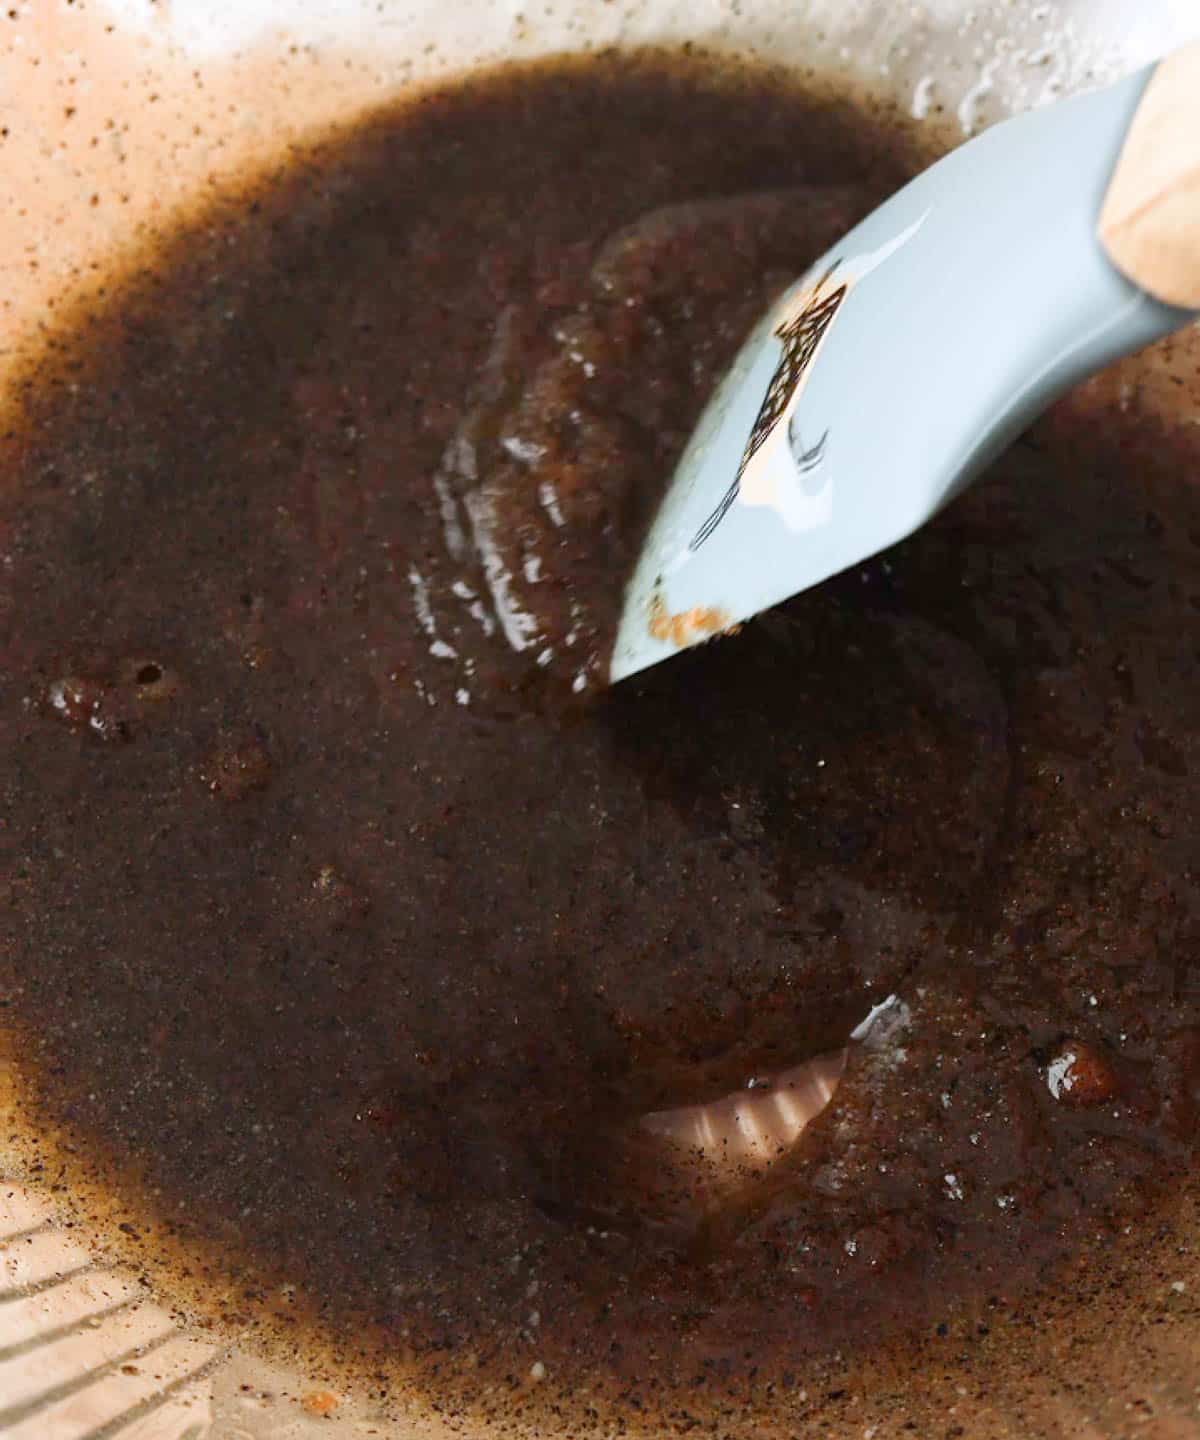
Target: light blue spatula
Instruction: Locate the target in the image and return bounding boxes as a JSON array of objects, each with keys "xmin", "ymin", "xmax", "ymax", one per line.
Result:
[{"xmin": 610, "ymin": 42, "xmax": 1200, "ymax": 683}]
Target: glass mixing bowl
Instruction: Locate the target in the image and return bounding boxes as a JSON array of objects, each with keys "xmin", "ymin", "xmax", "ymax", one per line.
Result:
[{"xmin": 1, "ymin": 3, "xmax": 1197, "ymax": 1435}]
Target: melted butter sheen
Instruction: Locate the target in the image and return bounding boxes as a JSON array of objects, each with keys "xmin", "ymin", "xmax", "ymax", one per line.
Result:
[{"xmin": 1, "ymin": 51, "xmax": 1199, "ymax": 1435}]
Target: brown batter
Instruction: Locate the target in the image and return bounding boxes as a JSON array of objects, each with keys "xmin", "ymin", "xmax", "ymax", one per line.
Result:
[{"xmin": 1, "ymin": 51, "xmax": 1199, "ymax": 1434}]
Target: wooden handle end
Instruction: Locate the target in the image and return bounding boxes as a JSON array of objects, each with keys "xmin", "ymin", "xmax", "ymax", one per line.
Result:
[{"xmin": 1099, "ymin": 42, "xmax": 1200, "ymax": 310}]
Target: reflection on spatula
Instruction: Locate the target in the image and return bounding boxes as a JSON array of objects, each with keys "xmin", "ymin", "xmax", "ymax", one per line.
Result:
[{"xmin": 611, "ymin": 43, "xmax": 1200, "ymax": 683}]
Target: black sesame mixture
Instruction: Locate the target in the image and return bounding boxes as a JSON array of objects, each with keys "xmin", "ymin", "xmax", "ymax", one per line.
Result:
[{"xmin": 1, "ymin": 51, "xmax": 1199, "ymax": 1434}]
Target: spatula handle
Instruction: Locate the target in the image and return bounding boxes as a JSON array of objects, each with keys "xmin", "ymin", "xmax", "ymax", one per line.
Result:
[{"xmin": 1100, "ymin": 42, "xmax": 1200, "ymax": 309}]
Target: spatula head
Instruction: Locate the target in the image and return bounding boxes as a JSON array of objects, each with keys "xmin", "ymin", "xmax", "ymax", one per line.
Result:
[{"xmin": 610, "ymin": 65, "xmax": 1189, "ymax": 684}]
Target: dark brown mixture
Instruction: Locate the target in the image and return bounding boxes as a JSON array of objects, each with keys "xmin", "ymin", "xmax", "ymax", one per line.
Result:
[{"xmin": 2, "ymin": 51, "xmax": 1200, "ymax": 1432}]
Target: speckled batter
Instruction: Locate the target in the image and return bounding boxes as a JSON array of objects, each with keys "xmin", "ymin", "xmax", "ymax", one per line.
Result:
[{"xmin": 1, "ymin": 51, "xmax": 1199, "ymax": 1436}]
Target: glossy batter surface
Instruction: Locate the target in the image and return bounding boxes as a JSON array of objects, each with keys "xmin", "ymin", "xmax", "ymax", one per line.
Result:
[{"xmin": 1, "ymin": 53, "xmax": 1198, "ymax": 1434}]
